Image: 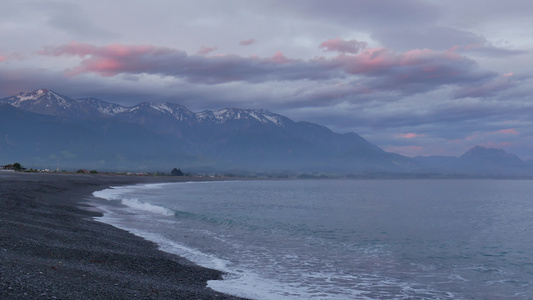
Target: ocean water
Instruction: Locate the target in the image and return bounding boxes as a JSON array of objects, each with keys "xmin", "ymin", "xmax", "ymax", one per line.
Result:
[{"xmin": 92, "ymin": 179, "xmax": 533, "ymax": 299}]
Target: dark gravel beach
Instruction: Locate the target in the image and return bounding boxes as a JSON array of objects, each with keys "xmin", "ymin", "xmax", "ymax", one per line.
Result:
[{"xmin": 0, "ymin": 172, "xmax": 247, "ymax": 300}]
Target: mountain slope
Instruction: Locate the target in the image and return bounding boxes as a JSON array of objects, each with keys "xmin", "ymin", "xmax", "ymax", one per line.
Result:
[
  {"xmin": 2, "ymin": 89, "xmax": 405, "ymax": 172},
  {"xmin": 458, "ymin": 146, "xmax": 530, "ymax": 175},
  {"xmin": 460, "ymin": 146, "xmax": 524, "ymax": 165},
  {"xmin": 0, "ymin": 104, "xmax": 193, "ymax": 170}
]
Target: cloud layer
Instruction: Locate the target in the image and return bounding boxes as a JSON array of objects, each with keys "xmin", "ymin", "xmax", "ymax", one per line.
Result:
[{"xmin": 39, "ymin": 41, "xmax": 493, "ymax": 93}]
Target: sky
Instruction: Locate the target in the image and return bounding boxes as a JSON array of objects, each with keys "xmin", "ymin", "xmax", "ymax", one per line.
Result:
[{"xmin": 1, "ymin": 0, "xmax": 533, "ymax": 160}]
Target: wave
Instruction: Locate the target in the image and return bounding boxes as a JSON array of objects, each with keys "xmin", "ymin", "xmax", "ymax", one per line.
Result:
[
  {"xmin": 120, "ymin": 198, "xmax": 174, "ymax": 216},
  {"xmin": 93, "ymin": 185, "xmax": 136, "ymax": 200},
  {"xmin": 93, "ymin": 186, "xmax": 174, "ymax": 216}
]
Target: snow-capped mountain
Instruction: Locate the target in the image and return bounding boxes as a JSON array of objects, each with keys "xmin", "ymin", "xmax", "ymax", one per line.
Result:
[
  {"xmin": 196, "ymin": 108, "xmax": 287, "ymax": 127},
  {"xmin": 75, "ymin": 97, "xmax": 129, "ymax": 116},
  {"xmin": 1, "ymin": 89, "xmax": 400, "ymax": 172},
  {"xmin": 114, "ymin": 102, "xmax": 197, "ymax": 125},
  {"xmin": 1, "ymin": 89, "xmax": 82, "ymax": 117},
  {"xmin": 0, "ymin": 89, "xmax": 289, "ymax": 127},
  {"xmin": 2, "ymin": 89, "xmax": 530, "ymax": 175},
  {"xmin": 4, "ymin": 89, "xmax": 70, "ymax": 107}
]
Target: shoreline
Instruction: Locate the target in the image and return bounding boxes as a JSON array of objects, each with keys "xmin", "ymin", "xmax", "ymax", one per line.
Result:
[{"xmin": 0, "ymin": 172, "xmax": 247, "ymax": 299}]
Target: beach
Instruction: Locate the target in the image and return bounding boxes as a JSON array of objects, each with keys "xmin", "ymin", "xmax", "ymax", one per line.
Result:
[{"xmin": 0, "ymin": 172, "xmax": 247, "ymax": 299}]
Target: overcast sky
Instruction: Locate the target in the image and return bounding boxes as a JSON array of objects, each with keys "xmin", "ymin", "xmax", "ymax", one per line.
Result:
[{"xmin": 1, "ymin": 0, "xmax": 532, "ymax": 159}]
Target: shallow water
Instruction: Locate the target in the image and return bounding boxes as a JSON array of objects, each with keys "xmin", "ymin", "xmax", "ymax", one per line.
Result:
[{"xmin": 93, "ymin": 179, "xmax": 533, "ymax": 299}]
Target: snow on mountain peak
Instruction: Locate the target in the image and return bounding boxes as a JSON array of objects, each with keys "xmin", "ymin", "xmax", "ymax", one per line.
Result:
[
  {"xmin": 36, "ymin": 89, "xmax": 48, "ymax": 95},
  {"xmin": 1, "ymin": 89, "xmax": 286, "ymax": 126},
  {"xmin": 15, "ymin": 91, "xmax": 42, "ymax": 102},
  {"xmin": 2, "ymin": 89, "xmax": 75, "ymax": 111},
  {"xmin": 16, "ymin": 94, "xmax": 37, "ymax": 102},
  {"xmin": 195, "ymin": 110, "xmax": 213, "ymax": 121},
  {"xmin": 194, "ymin": 108, "xmax": 285, "ymax": 126},
  {"xmin": 150, "ymin": 103, "xmax": 173, "ymax": 114}
]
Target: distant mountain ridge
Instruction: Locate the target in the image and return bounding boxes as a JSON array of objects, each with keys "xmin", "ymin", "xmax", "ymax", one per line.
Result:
[
  {"xmin": 412, "ymin": 145, "xmax": 530, "ymax": 176},
  {"xmin": 1, "ymin": 89, "xmax": 399, "ymax": 172},
  {"xmin": 1, "ymin": 89, "xmax": 532, "ymax": 176},
  {"xmin": 460, "ymin": 146, "xmax": 524, "ymax": 164},
  {"xmin": 2, "ymin": 89, "xmax": 289, "ymax": 127}
]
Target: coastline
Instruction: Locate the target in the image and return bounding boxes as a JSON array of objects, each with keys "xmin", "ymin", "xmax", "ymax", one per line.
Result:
[{"xmin": 0, "ymin": 172, "xmax": 247, "ymax": 299}]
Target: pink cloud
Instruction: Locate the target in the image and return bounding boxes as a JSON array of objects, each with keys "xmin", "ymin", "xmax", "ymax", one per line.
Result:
[
  {"xmin": 196, "ymin": 45, "xmax": 218, "ymax": 55},
  {"xmin": 327, "ymin": 47, "xmax": 392, "ymax": 74},
  {"xmin": 464, "ymin": 129, "xmax": 518, "ymax": 142},
  {"xmin": 41, "ymin": 42, "xmax": 179, "ymax": 77},
  {"xmin": 39, "ymin": 42, "xmax": 492, "ymax": 91},
  {"xmin": 269, "ymin": 51, "xmax": 291, "ymax": 64},
  {"xmin": 239, "ymin": 38, "xmax": 255, "ymax": 46},
  {"xmin": 400, "ymin": 48, "xmax": 461, "ymax": 66},
  {"xmin": 327, "ymin": 47, "xmax": 468, "ymax": 80},
  {"xmin": 40, "ymin": 43, "xmax": 314, "ymax": 82},
  {"xmin": 397, "ymin": 133, "xmax": 425, "ymax": 138},
  {"xmin": 40, "ymin": 42, "xmax": 172, "ymax": 77},
  {"xmin": 465, "ymin": 134, "xmax": 477, "ymax": 141},
  {"xmin": 0, "ymin": 55, "xmax": 6, "ymax": 62},
  {"xmin": 495, "ymin": 128, "xmax": 519, "ymax": 135},
  {"xmin": 319, "ymin": 38, "xmax": 367, "ymax": 54}
]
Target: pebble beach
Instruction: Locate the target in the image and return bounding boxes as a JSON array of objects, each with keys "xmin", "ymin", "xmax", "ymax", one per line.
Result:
[{"xmin": 0, "ymin": 172, "xmax": 247, "ymax": 299}]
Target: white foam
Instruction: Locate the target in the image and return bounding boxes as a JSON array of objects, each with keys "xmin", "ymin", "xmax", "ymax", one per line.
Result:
[
  {"xmin": 121, "ymin": 228, "xmax": 354, "ymax": 300},
  {"xmin": 149, "ymin": 232, "xmax": 231, "ymax": 271},
  {"xmin": 131, "ymin": 182, "xmax": 175, "ymax": 189},
  {"xmin": 207, "ymin": 271, "xmax": 375, "ymax": 300},
  {"xmin": 120, "ymin": 198, "xmax": 174, "ymax": 216},
  {"xmin": 95, "ymin": 214, "xmax": 231, "ymax": 273},
  {"xmin": 209, "ymin": 273, "xmax": 287, "ymax": 300},
  {"xmin": 93, "ymin": 185, "xmax": 137, "ymax": 200},
  {"xmin": 92, "ymin": 183, "xmax": 173, "ymax": 199},
  {"xmin": 93, "ymin": 185, "xmax": 174, "ymax": 216}
]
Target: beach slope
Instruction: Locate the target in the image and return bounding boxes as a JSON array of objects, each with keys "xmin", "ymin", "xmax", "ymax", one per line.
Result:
[{"xmin": 0, "ymin": 172, "xmax": 246, "ymax": 299}]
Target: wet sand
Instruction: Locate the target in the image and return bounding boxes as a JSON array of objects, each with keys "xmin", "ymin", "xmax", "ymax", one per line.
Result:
[{"xmin": 0, "ymin": 172, "xmax": 247, "ymax": 299}]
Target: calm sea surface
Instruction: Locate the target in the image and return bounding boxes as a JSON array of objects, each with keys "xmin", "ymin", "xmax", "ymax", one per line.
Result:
[{"xmin": 92, "ymin": 179, "xmax": 533, "ymax": 299}]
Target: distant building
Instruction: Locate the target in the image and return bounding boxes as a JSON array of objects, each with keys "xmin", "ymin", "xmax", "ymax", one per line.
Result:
[{"xmin": 0, "ymin": 164, "xmax": 15, "ymax": 172}]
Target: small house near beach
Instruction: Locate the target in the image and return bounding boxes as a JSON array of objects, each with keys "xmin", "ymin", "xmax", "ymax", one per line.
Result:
[{"xmin": 1, "ymin": 164, "xmax": 15, "ymax": 172}]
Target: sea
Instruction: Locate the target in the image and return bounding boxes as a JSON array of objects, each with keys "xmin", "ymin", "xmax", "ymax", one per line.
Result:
[{"xmin": 92, "ymin": 179, "xmax": 533, "ymax": 299}]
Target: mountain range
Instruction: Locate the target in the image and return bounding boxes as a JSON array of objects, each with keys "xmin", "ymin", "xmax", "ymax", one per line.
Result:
[{"xmin": 1, "ymin": 89, "xmax": 532, "ymax": 176}]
